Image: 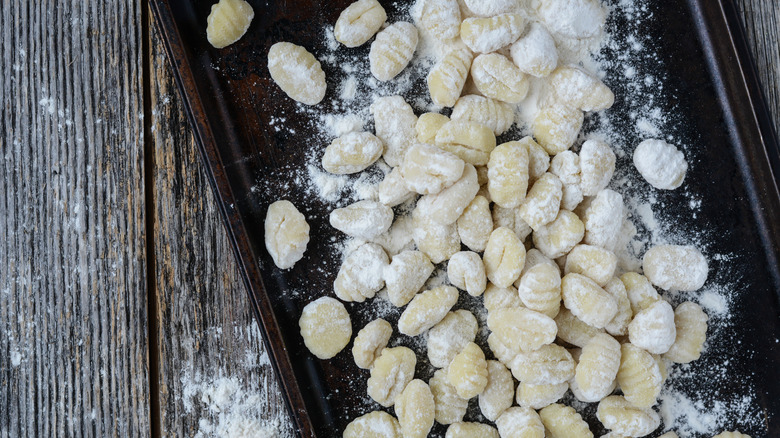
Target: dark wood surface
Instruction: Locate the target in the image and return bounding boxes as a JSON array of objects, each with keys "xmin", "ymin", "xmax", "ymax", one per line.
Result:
[{"xmin": 0, "ymin": 1, "xmax": 777, "ymax": 436}]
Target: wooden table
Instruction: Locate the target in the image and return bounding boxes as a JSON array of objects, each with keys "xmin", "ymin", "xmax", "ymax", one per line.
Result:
[{"xmin": 1, "ymin": 2, "xmax": 777, "ymax": 436}]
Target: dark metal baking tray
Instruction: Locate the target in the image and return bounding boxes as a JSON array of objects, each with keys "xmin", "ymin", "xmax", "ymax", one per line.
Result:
[{"xmin": 149, "ymin": 0, "xmax": 780, "ymax": 436}]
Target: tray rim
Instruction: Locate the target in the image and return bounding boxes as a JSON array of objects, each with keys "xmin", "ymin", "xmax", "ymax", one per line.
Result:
[{"xmin": 148, "ymin": 1, "xmax": 780, "ymax": 436}]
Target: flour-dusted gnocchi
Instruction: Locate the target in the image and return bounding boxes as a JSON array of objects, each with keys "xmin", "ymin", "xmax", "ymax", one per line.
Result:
[
  {"xmin": 533, "ymin": 104, "xmax": 584, "ymax": 155},
  {"xmin": 463, "ymin": 0, "xmax": 521, "ymax": 16},
  {"xmin": 484, "ymin": 227, "xmax": 526, "ymax": 288},
  {"xmin": 322, "ymin": 131, "xmax": 384, "ymax": 175},
  {"xmin": 206, "ymin": 0, "xmax": 254, "ymax": 48},
  {"xmin": 371, "ymin": 95, "xmax": 419, "ymax": 167},
  {"xmin": 457, "ymin": 195, "xmax": 493, "ymax": 252},
  {"xmin": 633, "ymin": 139, "xmax": 688, "ymax": 190},
  {"xmin": 521, "ymin": 248, "xmax": 559, "ymax": 275},
  {"xmin": 299, "ymin": 297, "xmax": 352, "ymax": 360},
  {"xmin": 509, "ymin": 344, "xmax": 576, "ymax": 385},
  {"xmin": 264, "ymin": 200, "xmax": 310, "ymax": 269},
  {"xmin": 483, "ymin": 283, "xmax": 522, "ymax": 314},
  {"xmin": 334, "ymin": 243, "xmax": 389, "ymax": 302},
  {"xmin": 537, "ymin": 0, "xmax": 605, "ymax": 39},
  {"xmin": 515, "ymin": 382, "xmax": 568, "ymax": 410},
  {"xmin": 412, "ymin": 0, "xmax": 461, "ymax": 40},
  {"xmin": 603, "ymin": 277, "xmax": 633, "ymax": 336},
  {"xmin": 352, "ymin": 319, "xmax": 393, "ymax": 369},
  {"xmin": 564, "ymin": 244, "xmax": 618, "ymax": 287},
  {"xmin": 395, "ymin": 379, "xmax": 435, "ymax": 438},
  {"xmin": 430, "ymin": 368, "xmax": 469, "ymax": 425},
  {"xmin": 378, "ymin": 167, "xmax": 415, "ymax": 207},
  {"xmin": 488, "ymin": 332, "xmax": 519, "ymax": 365},
  {"xmin": 435, "ymin": 120, "xmax": 497, "ymax": 166},
  {"xmin": 370, "ymin": 22, "xmax": 419, "ymax": 81},
  {"xmin": 712, "ymin": 432, "xmax": 752, "ymax": 438},
  {"xmin": 461, "ymin": 13, "xmax": 525, "ymax": 53},
  {"xmin": 334, "ymin": 0, "xmax": 387, "ymax": 47},
  {"xmin": 664, "ymin": 301, "xmax": 708, "ymax": 363},
  {"xmin": 539, "ymin": 404, "xmax": 594, "ymax": 438},
  {"xmin": 427, "ymin": 310, "xmax": 479, "ymax": 368},
  {"xmin": 368, "ymin": 346, "xmax": 417, "ymax": 407},
  {"xmin": 488, "ymin": 141, "xmax": 530, "ymax": 209},
  {"xmin": 451, "ymin": 94, "xmax": 516, "ymax": 136},
  {"xmin": 384, "ymin": 250, "xmax": 435, "ymax": 307},
  {"xmin": 516, "ymin": 263, "xmax": 561, "ymax": 318},
  {"xmin": 550, "ymin": 150, "xmax": 581, "ymax": 186},
  {"xmin": 415, "ymin": 164, "xmax": 480, "ymax": 225},
  {"xmin": 416, "ymin": 112, "xmax": 451, "ymax": 143},
  {"xmin": 620, "ymin": 272, "xmax": 661, "ymax": 315},
  {"xmin": 554, "ymin": 308, "xmax": 604, "ymax": 348},
  {"xmin": 532, "ymin": 210, "xmax": 585, "ymax": 259},
  {"xmin": 446, "ymin": 422, "xmax": 500, "ymax": 438},
  {"xmin": 574, "ymin": 333, "xmax": 621, "ymax": 402},
  {"xmin": 579, "ymin": 139, "xmax": 616, "ymax": 196},
  {"xmin": 628, "ymin": 299, "xmax": 676, "ymax": 355},
  {"xmin": 549, "ymin": 65, "xmax": 614, "ymax": 112},
  {"xmin": 492, "ymin": 205, "xmax": 533, "ymax": 242},
  {"xmin": 487, "ymin": 306, "xmax": 557, "ymax": 353},
  {"xmin": 562, "ymin": 273, "xmax": 618, "ymax": 329},
  {"xmin": 479, "ymin": 360, "xmax": 514, "ymax": 421},
  {"xmin": 617, "ymin": 343, "xmax": 663, "ymax": 408},
  {"xmin": 496, "ymin": 406, "xmax": 545, "ymax": 438},
  {"xmin": 448, "ymin": 342, "xmax": 489, "ymax": 399},
  {"xmin": 399, "ymin": 285, "xmax": 459, "ymax": 336},
  {"xmin": 597, "ymin": 395, "xmax": 661, "ymax": 437},
  {"xmin": 412, "ymin": 214, "xmax": 461, "ymax": 263},
  {"xmin": 448, "ymin": 251, "xmax": 487, "ymax": 296},
  {"xmin": 401, "ymin": 143, "xmax": 465, "ymax": 195},
  {"xmin": 643, "ymin": 244, "xmax": 709, "ymax": 291},
  {"xmin": 428, "ymin": 43, "xmax": 474, "ymax": 107},
  {"xmin": 518, "ymin": 173, "xmax": 563, "ymax": 231},
  {"xmin": 343, "ymin": 410, "xmax": 401, "ymax": 438},
  {"xmin": 330, "ymin": 200, "xmax": 394, "ymax": 239},
  {"xmin": 268, "ymin": 42, "xmax": 327, "ymax": 105},
  {"xmin": 510, "ymin": 22, "xmax": 558, "ymax": 78},
  {"xmin": 581, "ymin": 189, "xmax": 625, "ymax": 252},
  {"xmin": 471, "ymin": 53, "xmax": 530, "ymax": 104},
  {"xmin": 561, "ymin": 183, "xmax": 585, "ymax": 211}
]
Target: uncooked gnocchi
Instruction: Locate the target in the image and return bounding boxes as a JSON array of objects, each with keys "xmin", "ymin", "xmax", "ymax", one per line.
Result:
[
  {"xmin": 579, "ymin": 139, "xmax": 616, "ymax": 196},
  {"xmin": 401, "ymin": 143, "xmax": 466, "ymax": 195},
  {"xmin": 471, "ymin": 53, "xmax": 530, "ymax": 104},
  {"xmin": 398, "ymin": 285, "xmax": 459, "ymax": 336},
  {"xmin": 428, "ymin": 43, "xmax": 474, "ymax": 107},
  {"xmin": 448, "ymin": 251, "xmax": 487, "ymax": 296},
  {"xmin": 509, "ymin": 344, "xmax": 575, "ymax": 385},
  {"xmin": 299, "ymin": 297, "xmax": 352, "ymax": 359},
  {"xmin": 561, "ymin": 273, "xmax": 618, "ymax": 329},
  {"xmin": 334, "ymin": 243, "xmax": 389, "ymax": 302},
  {"xmin": 430, "ymin": 368, "xmax": 468, "ymax": 425},
  {"xmin": 564, "ymin": 244, "xmax": 618, "ymax": 287},
  {"xmin": 515, "ymin": 382, "xmax": 568, "ymax": 410},
  {"xmin": 554, "ymin": 308, "xmax": 604, "ymax": 348},
  {"xmin": 479, "ymin": 360, "xmax": 514, "ymax": 421},
  {"xmin": 539, "ymin": 404, "xmax": 594, "ymax": 438},
  {"xmin": 384, "ymin": 250, "xmax": 435, "ymax": 307},
  {"xmin": 510, "ymin": 22, "xmax": 558, "ymax": 78},
  {"xmin": 334, "ymin": 0, "xmax": 387, "ymax": 47},
  {"xmin": 367, "ymin": 346, "xmax": 416, "ymax": 407},
  {"xmin": 370, "ymin": 95, "xmax": 418, "ymax": 167},
  {"xmin": 448, "ymin": 342, "xmax": 489, "ymax": 399},
  {"xmin": 416, "ymin": 112, "xmax": 451, "ymax": 143},
  {"xmin": 549, "ymin": 65, "xmax": 614, "ymax": 112},
  {"xmin": 268, "ymin": 42, "xmax": 326, "ymax": 105},
  {"xmin": 352, "ymin": 318, "xmax": 393, "ymax": 369},
  {"xmin": 322, "ymin": 131, "xmax": 384, "ymax": 175},
  {"xmin": 483, "ymin": 227, "xmax": 526, "ymax": 288},
  {"xmin": 532, "ymin": 209, "xmax": 585, "ymax": 259},
  {"xmin": 574, "ymin": 333, "xmax": 621, "ymax": 402},
  {"xmin": 412, "ymin": 214, "xmax": 461, "ymax": 263},
  {"xmin": 488, "ymin": 141, "xmax": 530, "ymax": 209},
  {"xmin": 627, "ymin": 299, "xmax": 677, "ymax": 355},
  {"xmin": 395, "ymin": 379, "xmax": 435, "ymax": 438},
  {"xmin": 516, "ymin": 263, "xmax": 561, "ymax": 318},
  {"xmin": 451, "ymin": 94, "xmax": 515, "ymax": 136},
  {"xmin": 483, "ymin": 283, "xmax": 522, "ymax": 314},
  {"xmin": 461, "ymin": 14, "xmax": 526, "ymax": 53},
  {"xmin": 633, "ymin": 139, "xmax": 688, "ymax": 190},
  {"xmin": 664, "ymin": 301, "xmax": 708, "ymax": 363},
  {"xmin": 414, "ymin": 164, "xmax": 480, "ymax": 225},
  {"xmin": 496, "ymin": 406, "xmax": 545, "ymax": 438},
  {"xmin": 412, "ymin": 0, "xmax": 461, "ymax": 40},
  {"xmin": 329, "ymin": 200, "xmax": 393, "ymax": 240},
  {"xmin": 369, "ymin": 22, "xmax": 419, "ymax": 81},
  {"xmin": 596, "ymin": 395, "xmax": 661, "ymax": 437},
  {"xmin": 264, "ymin": 200, "xmax": 310, "ymax": 269},
  {"xmin": 435, "ymin": 120, "xmax": 497, "ymax": 166},
  {"xmin": 343, "ymin": 410, "xmax": 401, "ymax": 438},
  {"xmin": 616, "ymin": 343, "xmax": 663, "ymax": 408},
  {"xmin": 533, "ymin": 105, "xmax": 584, "ymax": 155},
  {"xmin": 446, "ymin": 422, "xmax": 499, "ymax": 438},
  {"xmin": 457, "ymin": 195, "xmax": 493, "ymax": 252},
  {"xmin": 643, "ymin": 244, "xmax": 708, "ymax": 291},
  {"xmin": 487, "ymin": 306, "xmax": 557, "ymax": 353},
  {"xmin": 206, "ymin": 0, "xmax": 254, "ymax": 48}
]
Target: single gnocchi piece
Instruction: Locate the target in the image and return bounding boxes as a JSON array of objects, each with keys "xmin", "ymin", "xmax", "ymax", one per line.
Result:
[
  {"xmin": 537, "ymin": 0, "xmax": 606, "ymax": 39},
  {"xmin": 554, "ymin": 308, "xmax": 604, "ymax": 348},
  {"xmin": 448, "ymin": 251, "xmax": 487, "ymax": 296},
  {"xmin": 532, "ymin": 209, "xmax": 585, "ymax": 259},
  {"xmin": 483, "ymin": 283, "xmax": 522, "ymax": 314},
  {"xmin": 264, "ymin": 200, "xmax": 310, "ymax": 269},
  {"xmin": 412, "ymin": 0, "xmax": 462, "ymax": 40},
  {"xmin": 299, "ymin": 297, "xmax": 352, "ymax": 360},
  {"xmin": 370, "ymin": 95, "xmax": 418, "ymax": 167},
  {"xmin": 334, "ymin": 0, "xmax": 387, "ymax": 47},
  {"xmin": 451, "ymin": 94, "xmax": 515, "ymax": 136},
  {"xmin": 488, "ymin": 141, "xmax": 530, "ymax": 209},
  {"xmin": 492, "ymin": 205, "xmax": 533, "ymax": 242},
  {"xmin": 496, "ymin": 406, "xmax": 545, "ymax": 438},
  {"xmin": 479, "ymin": 360, "xmax": 515, "ymax": 421},
  {"xmin": 401, "ymin": 143, "xmax": 465, "ymax": 195},
  {"xmin": 516, "ymin": 263, "xmax": 561, "ymax": 318},
  {"xmin": 617, "ymin": 343, "xmax": 663, "ymax": 408},
  {"xmin": 575, "ymin": 333, "xmax": 621, "ymax": 402},
  {"xmin": 445, "ymin": 422, "xmax": 500, "ymax": 438},
  {"xmin": 549, "ymin": 65, "xmax": 614, "ymax": 112},
  {"xmin": 334, "ymin": 243, "xmax": 389, "ymax": 302},
  {"xmin": 510, "ymin": 22, "xmax": 558, "ymax": 78},
  {"xmin": 539, "ymin": 404, "xmax": 594, "ymax": 438},
  {"xmin": 268, "ymin": 42, "xmax": 326, "ymax": 105},
  {"xmin": 509, "ymin": 344, "xmax": 576, "ymax": 385},
  {"xmin": 620, "ymin": 272, "xmax": 661, "ymax": 315},
  {"xmin": 435, "ymin": 120, "xmax": 497, "ymax": 166},
  {"xmin": 412, "ymin": 215, "xmax": 461, "ymax": 263},
  {"xmin": 322, "ymin": 131, "xmax": 384, "ymax": 175},
  {"xmin": 579, "ymin": 139, "xmax": 616, "ymax": 196},
  {"xmin": 487, "ymin": 306, "xmax": 558, "ymax": 353},
  {"xmin": 471, "ymin": 53, "xmax": 530, "ymax": 104},
  {"xmin": 206, "ymin": 0, "xmax": 254, "ymax": 48},
  {"xmin": 597, "ymin": 396, "xmax": 661, "ymax": 437},
  {"xmin": 415, "ymin": 164, "xmax": 480, "ymax": 225},
  {"xmin": 643, "ymin": 244, "xmax": 709, "ymax": 291},
  {"xmin": 483, "ymin": 227, "xmax": 526, "ymax": 288},
  {"xmin": 561, "ymin": 183, "xmax": 584, "ymax": 211},
  {"xmin": 428, "ymin": 43, "xmax": 474, "ymax": 107},
  {"xmin": 430, "ymin": 369, "xmax": 469, "ymax": 425},
  {"xmin": 562, "ymin": 273, "xmax": 618, "ymax": 329},
  {"xmin": 518, "ymin": 173, "xmax": 563, "ymax": 231},
  {"xmin": 367, "ymin": 346, "xmax": 417, "ymax": 407},
  {"xmin": 515, "ymin": 382, "xmax": 568, "ymax": 410},
  {"xmin": 369, "ymin": 22, "xmax": 419, "ymax": 81},
  {"xmin": 395, "ymin": 379, "xmax": 435, "ymax": 438},
  {"xmin": 448, "ymin": 342, "xmax": 489, "ymax": 399},
  {"xmin": 664, "ymin": 301, "xmax": 708, "ymax": 363},
  {"xmin": 416, "ymin": 112, "xmax": 451, "ymax": 143},
  {"xmin": 343, "ymin": 410, "xmax": 401, "ymax": 438},
  {"xmin": 633, "ymin": 139, "xmax": 688, "ymax": 190},
  {"xmin": 581, "ymin": 189, "xmax": 625, "ymax": 252},
  {"xmin": 384, "ymin": 250, "xmax": 435, "ymax": 307},
  {"xmin": 398, "ymin": 286, "xmax": 459, "ymax": 336},
  {"xmin": 603, "ymin": 277, "xmax": 633, "ymax": 336},
  {"xmin": 628, "ymin": 299, "xmax": 677, "ymax": 355},
  {"xmin": 378, "ymin": 167, "xmax": 415, "ymax": 207},
  {"xmin": 463, "ymin": 0, "xmax": 521, "ymax": 16},
  {"xmin": 550, "ymin": 150, "xmax": 581, "ymax": 186},
  {"xmin": 352, "ymin": 319, "xmax": 393, "ymax": 369},
  {"xmin": 461, "ymin": 14, "xmax": 526, "ymax": 53},
  {"xmin": 533, "ymin": 105, "xmax": 584, "ymax": 155},
  {"xmin": 330, "ymin": 200, "xmax": 393, "ymax": 240},
  {"xmin": 457, "ymin": 195, "xmax": 493, "ymax": 252},
  {"xmin": 564, "ymin": 244, "xmax": 618, "ymax": 287}
]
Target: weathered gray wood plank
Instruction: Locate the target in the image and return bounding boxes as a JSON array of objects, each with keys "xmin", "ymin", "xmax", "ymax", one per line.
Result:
[
  {"xmin": 0, "ymin": 2, "xmax": 149, "ymax": 438},
  {"xmin": 148, "ymin": 18, "xmax": 295, "ymax": 438}
]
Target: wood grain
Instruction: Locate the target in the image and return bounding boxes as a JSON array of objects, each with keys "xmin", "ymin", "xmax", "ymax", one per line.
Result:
[
  {"xmin": 148, "ymin": 19, "xmax": 295, "ymax": 438},
  {"xmin": 0, "ymin": 1, "xmax": 150, "ymax": 437}
]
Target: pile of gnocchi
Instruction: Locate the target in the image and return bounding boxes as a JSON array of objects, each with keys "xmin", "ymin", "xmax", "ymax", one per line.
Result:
[{"xmin": 206, "ymin": 0, "xmax": 750, "ymax": 436}]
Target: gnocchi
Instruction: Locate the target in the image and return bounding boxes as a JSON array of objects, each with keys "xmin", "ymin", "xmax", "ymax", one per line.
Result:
[
  {"xmin": 322, "ymin": 131, "xmax": 384, "ymax": 175},
  {"xmin": 430, "ymin": 369, "xmax": 469, "ymax": 425},
  {"xmin": 299, "ymin": 297, "xmax": 352, "ymax": 359},
  {"xmin": 395, "ymin": 379, "xmax": 435, "ymax": 438},
  {"xmin": 352, "ymin": 318, "xmax": 393, "ymax": 369},
  {"xmin": 446, "ymin": 422, "xmax": 499, "ymax": 438},
  {"xmin": 435, "ymin": 120, "xmax": 497, "ymax": 166},
  {"xmin": 448, "ymin": 342, "xmax": 489, "ymax": 399},
  {"xmin": 664, "ymin": 301, "xmax": 708, "ymax": 363},
  {"xmin": 488, "ymin": 141, "xmax": 530, "ymax": 209},
  {"xmin": 537, "ymin": 0, "xmax": 606, "ymax": 39},
  {"xmin": 330, "ymin": 200, "xmax": 394, "ymax": 239},
  {"xmin": 401, "ymin": 143, "xmax": 466, "ymax": 195},
  {"xmin": 370, "ymin": 95, "xmax": 418, "ymax": 167},
  {"xmin": 509, "ymin": 344, "xmax": 576, "ymax": 385},
  {"xmin": 483, "ymin": 227, "xmax": 526, "ymax": 288},
  {"xmin": 579, "ymin": 139, "xmax": 616, "ymax": 196},
  {"xmin": 206, "ymin": 0, "xmax": 254, "ymax": 48},
  {"xmin": 496, "ymin": 406, "xmax": 545, "ymax": 438},
  {"xmin": 633, "ymin": 139, "xmax": 688, "ymax": 190},
  {"xmin": 575, "ymin": 333, "xmax": 621, "ymax": 402},
  {"xmin": 334, "ymin": 243, "xmax": 389, "ymax": 302},
  {"xmin": 643, "ymin": 244, "xmax": 708, "ymax": 291},
  {"xmin": 596, "ymin": 395, "xmax": 661, "ymax": 437},
  {"xmin": 268, "ymin": 42, "xmax": 327, "ymax": 105},
  {"xmin": 483, "ymin": 283, "xmax": 522, "ymax": 314},
  {"xmin": 414, "ymin": 164, "xmax": 480, "ymax": 225},
  {"xmin": 628, "ymin": 299, "xmax": 677, "ymax": 355},
  {"xmin": 554, "ymin": 308, "xmax": 604, "ymax": 348},
  {"xmin": 581, "ymin": 189, "xmax": 625, "ymax": 252},
  {"xmin": 457, "ymin": 195, "xmax": 493, "ymax": 252},
  {"xmin": 561, "ymin": 273, "xmax": 618, "ymax": 329},
  {"xmin": 428, "ymin": 43, "xmax": 474, "ymax": 107},
  {"xmin": 518, "ymin": 173, "xmax": 563, "ymax": 231},
  {"xmin": 510, "ymin": 22, "xmax": 558, "ymax": 78},
  {"xmin": 334, "ymin": 0, "xmax": 387, "ymax": 47},
  {"xmin": 416, "ymin": 112, "xmax": 451, "ymax": 143},
  {"xmin": 533, "ymin": 104, "xmax": 584, "ymax": 155},
  {"xmin": 564, "ymin": 244, "xmax": 618, "ymax": 287},
  {"xmin": 451, "ymin": 94, "xmax": 515, "ymax": 136},
  {"xmin": 463, "ymin": 0, "xmax": 521, "ymax": 17},
  {"xmin": 367, "ymin": 346, "xmax": 416, "ymax": 407},
  {"xmin": 515, "ymin": 382, "xmax": 568, "ymax": 410},
  {"xmin": 398, "ymin": 285, "xmax": 459, "ymax": 336},
  {"xmin": 539, "ymin": 404, "xmax": 594, "ymax": 438},
  {"xmin": 412, "ymin": 0, "xmax": 461, "ymax": 40},
  {"xmin": 479, "ymin": 360, "xmax": 514, "ymax": 421},
  {"xmin": 428, "ymin": 310, "xmax": 479, "ymax": 368},
  {"xmin": 412, "ymin": 214, "xmax": 461, "ymax": 263},
  {"xmin": 487, "ymin": 306, "xmax": 557, "ymax": 353},
  {"xmin": 384, "ymin": 250, "xmax": 435, "ymax": 307},
  {"xmin": 369, "ymin": 22, "xmax": 419, "ymax": 81},
  {"xmin": 264, "ymin": 200, "xmax": 310, "ymax": 269},
  {"xmin": 616, "ymin": 343, "xmax": 663, "ymax": 408},
  {"xmin": 461, "ymin": 14, "xmax": 526, "ymax": 53},
  {"xmin": 471, "ymin": 53, "xmax": 530, "ymax": 104},
  {"xmin": 532, "ymin": 209, "xmax": 585, "ymax": 259},
  {"xmin": 378, "ymin": 167, "xmax": 415, "ymax": 207},
  {"xmin": 549, "ymin": 65, "xmax": 614, "ymax": 112},
  {"xmin": 343, "ymin": 411, "xmax": 401, "ymax": 438},
  {"xmin": 516, "ymin": 263, "xmax": 562, "ymax": 318},
  {"xmin": 448, "ymin": 251, "xmax": 487, "ymax": 296}
]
